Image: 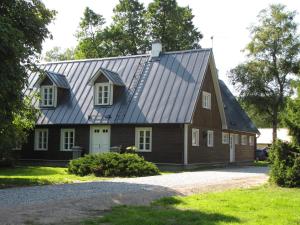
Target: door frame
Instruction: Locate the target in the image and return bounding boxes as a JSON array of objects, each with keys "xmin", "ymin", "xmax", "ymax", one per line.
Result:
[
  {"xmin": 89, "ymin": 125, "xmax": 111, "ymax": 153},
  {"xmin": 229, "ymin": 134, "xmax": 235, "ymax": 162}
]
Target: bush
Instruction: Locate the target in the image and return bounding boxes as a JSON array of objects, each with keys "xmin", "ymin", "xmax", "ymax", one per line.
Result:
[
  {"xmin": 269, "ymin": 140, "xmax": 300, "ymax": 187},
  {"xmin": 68, "ymin": 152, "xmax": 160, "ymax": 177}
]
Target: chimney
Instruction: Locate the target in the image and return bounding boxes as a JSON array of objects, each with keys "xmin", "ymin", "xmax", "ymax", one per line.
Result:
[{"xmin": 151, "ymin": 40, "xmax": 162, "ymax": 59}]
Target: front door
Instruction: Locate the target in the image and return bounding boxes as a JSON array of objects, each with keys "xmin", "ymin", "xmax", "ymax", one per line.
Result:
[
  {"xmin": 90, "ymin": 125, "xmax": 110, "ymax": 153},
  {"xmin": 230, "ymin": 134, "xmax": 235, "ymax": 162}
]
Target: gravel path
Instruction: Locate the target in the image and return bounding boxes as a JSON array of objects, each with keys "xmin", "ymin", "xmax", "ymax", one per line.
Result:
[{"xmin": 0, "ymin": 166, "xmax": 268, "ymax": 225}]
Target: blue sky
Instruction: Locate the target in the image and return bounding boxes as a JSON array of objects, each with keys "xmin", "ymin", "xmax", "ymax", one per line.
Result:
[{"xmin": 41, "ymin": 0, "xmax": 300, "ymax": 93}]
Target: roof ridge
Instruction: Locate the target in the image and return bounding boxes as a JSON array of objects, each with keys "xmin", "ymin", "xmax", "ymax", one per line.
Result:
[{"xmin": 38, "ymin": 48, "xmax": 212, "ymax": 65}]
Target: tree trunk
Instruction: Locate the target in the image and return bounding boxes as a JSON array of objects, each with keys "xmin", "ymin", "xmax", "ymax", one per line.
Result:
[{"xmin": 272, "ymin": 119, "xmax": 278, "ymax": 143}]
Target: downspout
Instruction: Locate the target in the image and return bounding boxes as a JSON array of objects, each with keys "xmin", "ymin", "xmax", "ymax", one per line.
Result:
[{"xmin": 184, "ymin": 124, "xmax": 189, "ymax": 165}]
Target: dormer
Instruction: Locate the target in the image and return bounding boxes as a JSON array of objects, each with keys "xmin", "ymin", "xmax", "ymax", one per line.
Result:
[
  {"xmin": 34, "ymin": 71, "xmax": 69, "ymax": 108},
  {"xmin": 88, "ymin": 68, "xmax": 125, "ymax": 106}
]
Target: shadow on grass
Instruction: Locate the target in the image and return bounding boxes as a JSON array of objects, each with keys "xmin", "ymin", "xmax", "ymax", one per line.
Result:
[
  {"xmin": 0, "ymin": 178, "xmax": 53, "ymax": 188},
  {"xmin": 0, "ymin": 166, "xmax": 65, "ymax": 177},
  {"xmin": 83, "ymin": 204, "xmax": 240, "ymax": 225}
]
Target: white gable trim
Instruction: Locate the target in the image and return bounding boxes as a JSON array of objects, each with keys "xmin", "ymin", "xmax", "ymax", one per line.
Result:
[{"xmin": 209, "ymin": 54, "xmax": 228, "ymax": 129}]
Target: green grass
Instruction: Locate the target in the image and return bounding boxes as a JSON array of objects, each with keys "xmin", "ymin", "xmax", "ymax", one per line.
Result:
[
  {"xmin": 82, "ymin": 185, "xmax": 300, "ymax": 225},
  {"xmin": 0, "ymin": 166, "xmax": 107, "ymax": 188},
  {"xmin": 254, "ymin": 160, "xmax": 270, "ymax": 167}
]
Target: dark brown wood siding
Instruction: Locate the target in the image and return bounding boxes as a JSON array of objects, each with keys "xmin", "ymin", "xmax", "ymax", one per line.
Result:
[
  {"xmin": 188, "ymin": 66, "xmax": 229, "ymax": 164},
  {"xmin": 111, "ymin": 124, "xmax": 184, "ymax": 164},
  {"xmin": 21, "ymin": 125, "xmax": 90, "ymax": 160}
]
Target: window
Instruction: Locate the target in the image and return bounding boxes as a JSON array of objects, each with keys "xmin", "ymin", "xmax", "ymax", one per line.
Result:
[
  {"xmin": 34, "ymin": 129, "xmax": 48, "ymax": 151},
  {"xmin": 235, "ymin": 134, "xmax": 239, "ymax": 145},
  {"xmin": 192, "ymin": 128, "xmax": 199, "ymax": 146},
  {"xmin": 241, "ymin": 135, "xmax": 248, "ymax": 145},
  {"xmin": 202, "ymin": 91, "xmax": 211, "ymax": 109},
  {"xmin": 222, "ymin": 132, "xmax": 229, "ymax": 144},
  {"xmin": 95, "ymin": 83, "xmax": 113, "ymax": 105},
  {"xmin": 61, "ymin": 129, "xmax": 75, "ymax": 151},
  {"xmin": 207, "ymin": 130, "xmax": 214, "ymax": 147},
  {"xmin": 249, "ymin": 136, "xmax": 254, "ymax": 146},
  {"xmin": 40, "ymin": 86, "xmax": 56, "ymax": 107},
  {"xmin": 135, "ymin": 127, "xmax": 152, "ymax": 152}
]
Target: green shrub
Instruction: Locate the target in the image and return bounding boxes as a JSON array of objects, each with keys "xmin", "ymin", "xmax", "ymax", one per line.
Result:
[
  {"xmin": 68, "ymin": 152, "xmax": 160, "ymax": 177},
  {"xmin": 269, "ymin": 140, "xmax": 300, "ymax": 187}
]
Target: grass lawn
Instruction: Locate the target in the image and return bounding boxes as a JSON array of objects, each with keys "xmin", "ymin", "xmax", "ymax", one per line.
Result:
[
  {"xmin": 82, "ymin": 185, "xmax": 300, "ymax": 225},
  {"xmin": 0, "ymin": 166, "xmax": 106, "ymax": 188}
]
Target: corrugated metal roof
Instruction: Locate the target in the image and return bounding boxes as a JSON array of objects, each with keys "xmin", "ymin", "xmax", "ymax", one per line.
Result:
[
  {"xmin": 27, "ymin": 49, "xmax": 213, "ymax": 125},
  {"xmin": 219, "ymin": 80, "xmax": 259, "ymax": 134}
]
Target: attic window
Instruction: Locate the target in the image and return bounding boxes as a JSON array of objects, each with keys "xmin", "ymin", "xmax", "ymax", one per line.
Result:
[
  {"xmin": 202, "ymin": 91, "xmax": 211, "ymax": 109},
  {"xmin": 94, "ymin": 83, "xmax": 113, "ymax": 106},
  {"xmin": 40, "ymin": 86, "xmax": 57, "ymax": 107}
]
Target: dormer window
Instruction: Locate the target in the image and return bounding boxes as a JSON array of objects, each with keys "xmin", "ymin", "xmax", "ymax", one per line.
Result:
[
  {"xmin": 40, "ymin": 85, "xmax": 57, "ymax": 107},
  {"xmin": 94, "ymin": 83, "xmax": 113, "ymax": 105}
]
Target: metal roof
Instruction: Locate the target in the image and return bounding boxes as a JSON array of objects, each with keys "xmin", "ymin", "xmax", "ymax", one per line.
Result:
[
  {"xmin": 26, "ymin": 48, "xmax": 256, "ymax": 131},
  {"xmin": 88, "ymin": 67, "xmax": 125, "ymax": 86},
  {"xmin": 219, "ymin": 80, "xmax": 259, "ymax": 134},
  {"xmin": 33, "ymin": 71, "xmax": 69, "ymax": 89}
]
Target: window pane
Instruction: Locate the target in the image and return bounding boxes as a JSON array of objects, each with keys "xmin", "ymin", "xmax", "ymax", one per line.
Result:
[
  {"xmin": 139, "ymin": 144, "xmax": 143, "ymax": 149},
  {"xmin": 145, "ymin": 143, "xmax": 150, "ymax": 150}
]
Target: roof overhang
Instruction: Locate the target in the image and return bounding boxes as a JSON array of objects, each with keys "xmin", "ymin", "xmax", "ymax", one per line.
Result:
[
  {"xmin": 88, "ymin": 68, "xmax": 125, "ymax": 86},
  {"xmin": 33, "ymin": 71, "xmax": 69, "ymax": 89}
]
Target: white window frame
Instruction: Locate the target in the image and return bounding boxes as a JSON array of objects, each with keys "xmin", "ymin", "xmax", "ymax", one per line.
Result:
[
  {"xmin": 94, "ymin": 83, "xmax": 113, "ymax": 106},
  {"xmin": 222, "ymin": 132, "xmax": 229, "ymax": 144},
  {"xmin": 241, "ymin": 135, "xmax": 248, "ymax": 145},
  {"xmin": 12, "ymin": 141, "xmax": 22, "ymax": 151},
  {"xmin": 202, "ymin": 91, "xmax": 211, "ymax": 110},
  {"xmin": 207, "ymin": 130, "xmax": 214, "ymax": 147},
  {"xmin": 192, "ymin": 128, "xmax": 200, "ymax": 146},
  {"xmin": 249, "ymin": 136, "xmax": 254, "ymax": 146},
  {"xmin": 60, "ymin": 129, "xmax": 75, "ymax": 151},
  {"xmin": 40, "ymin": 85, "xmax": 57, "ymax": 107},
  {"xmin": 235, "ymin": 134, "xmax": 239, "ymax": 145},
  {"xmin": 34, "ymin": 129, "xmax": 48, "ymax": 151},
  {"xmin": 135, "ymin": 127, "xmax": 152, "ymax": 152}
]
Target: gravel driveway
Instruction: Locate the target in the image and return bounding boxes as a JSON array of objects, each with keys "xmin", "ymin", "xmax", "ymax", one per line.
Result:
[{"xmin": 0, "ymin": 166, "xmax": 268, "ymax": 225}]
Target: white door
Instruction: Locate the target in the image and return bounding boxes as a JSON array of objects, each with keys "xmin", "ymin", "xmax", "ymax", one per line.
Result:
[
  {"xmin": 230, "ymin": 134, "xmax": 235, "ymax": 162},
  {"xmin": 90, "ymin": 125, "xmax": 110, "ymax": 153}
]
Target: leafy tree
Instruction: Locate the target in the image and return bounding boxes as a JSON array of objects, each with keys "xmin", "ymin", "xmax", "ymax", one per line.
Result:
[
  {"xmin": 43, "ymin": 46, "xmax": 75, "ymax": 62},
  {"xmin": 146, "ymin": 0, "xmax": 202, "ymax": 51},
  {"xmin": 104, "ymin": 0, "xmax": 148, "ymax": 55},
  {"xmin": 229, "ymin": 4, "xmax": 300, "ymax": 142},
  {"xmin": 74, "ymin": 7, "xmax": 106, "ymax": 59},
  {"xmin": 0, "ymin": 0, "xmax": 55, "ymax": 159},
  {"xmin": 284, "ymin": 84, "xmax": 300, "ymax": 145}
]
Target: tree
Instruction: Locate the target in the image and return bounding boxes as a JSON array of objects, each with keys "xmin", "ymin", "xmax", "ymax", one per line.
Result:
[
  {"xmin": 0, "ymin": 0, "xmax": 55, "ymax": 159},
  {"xmin": 229, "ymin": 4, "xmax": 300, "ymax": 142},
  {"xmin": 104, "ymin": 0, "xmax": 148, "ymax": 55},
  {"xmin": 74, "ymin": 7, "xmax": 106, "ymax": 59},
  {"xmin": 147, "ymin": 0, "xmax": 202, "ymax": 51},
  {"xmin": 43, "ymin": 47, "xmax": 75, "ymax": 62},
  {"xmin": 284, "ymin": 84, "xmax": 300, "ymax": 145}
]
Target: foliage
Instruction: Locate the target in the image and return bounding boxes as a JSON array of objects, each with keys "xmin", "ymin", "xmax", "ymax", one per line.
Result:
[
  {"xmin": 68, "ymin": 153, "xmax": 160, "ymax": 177},
  {"xmin": 74, "ymin": 7, "xmax": 107, "ymax": 59},
  {"xmin": 0, "ymin": 0, "xmax": 55, "ymax": 158},
  {"xmin": 146, "ymin": 0, "xmax": 202, "ymax": 51},
  {"xmin": 74, "ymin": 0, "xmax": 202, "ymax": 58},
  {"xmin": 229, "ymin": 4, "xmax": 300, "ymax": 141},
  {"xmin": 269, "ymin": 140, "xmax": 300, "ymax": 187},
  {"xmin": 82, "ymin": 186, "xmax": 300, "ymax": 225},
  {"xmin": 0, "ymin": 166, "xmax": 106, "ymax": 188},
  {"xmin": 43, "ymin": 46, "xmax": 75, "ymax": 62},
  {"xmin": 104, "ymin": 0, "xmax": 148, "ymax": 55},
  {"xmin": 284, "ymin": 84, "xmax": 300, "ymax": 145}
]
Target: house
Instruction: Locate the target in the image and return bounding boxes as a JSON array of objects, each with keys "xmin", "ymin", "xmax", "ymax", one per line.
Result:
[
  {"xmin": 257, "ymin": 128, "xmax": 291, "ymax": 149},
  {"xmin": 18, "ymin": 42, "xmax": 259, "ymax": 166}
]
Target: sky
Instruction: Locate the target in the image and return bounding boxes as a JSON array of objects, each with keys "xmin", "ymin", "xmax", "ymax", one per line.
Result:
[{"xmin": 41, "ymin": 0, "xmax": 300, "ymax": 93}]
